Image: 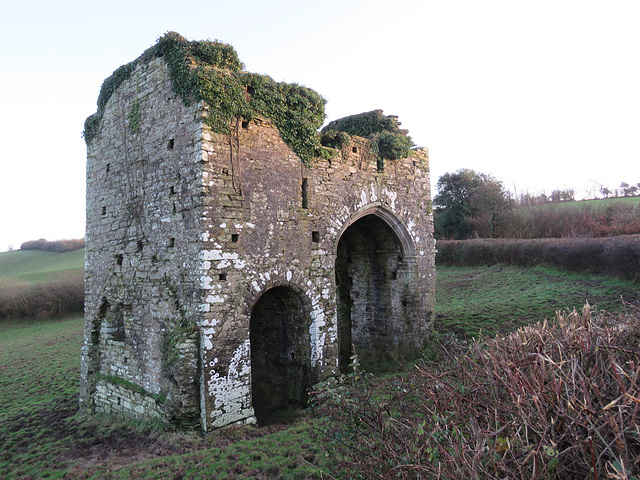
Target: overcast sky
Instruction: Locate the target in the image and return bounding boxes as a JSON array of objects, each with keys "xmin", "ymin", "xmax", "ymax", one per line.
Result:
[{"xmin": 1, "ymin": 0, "xmax": 639, "ymax": 252}]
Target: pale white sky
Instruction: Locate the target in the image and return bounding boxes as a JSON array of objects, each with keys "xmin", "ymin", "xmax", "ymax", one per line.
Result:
[{"xmin": 1, "ymin": 0, "xmax": 639, "ymax": 251}]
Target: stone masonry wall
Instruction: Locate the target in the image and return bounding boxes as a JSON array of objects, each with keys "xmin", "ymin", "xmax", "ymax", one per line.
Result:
[
  {"xmin": 82, "ymin": 57, "xmax": 205, "ymax": 428},
  {"xmin": 197, "ymin": 118, "xmax": 434, "ymax": 428},
  {"xmin": 83, "ymin": 54, "xmax": 436, "ymax": 431}
]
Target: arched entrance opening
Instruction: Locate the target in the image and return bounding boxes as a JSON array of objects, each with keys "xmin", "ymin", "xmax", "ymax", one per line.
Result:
[
  {"xmin": 335, "ymin": 211, "xmax": 416, "ymax": 373},
  {"xmin": 249, "ymin": 286, "xmax": 312, "ymax": 423}
]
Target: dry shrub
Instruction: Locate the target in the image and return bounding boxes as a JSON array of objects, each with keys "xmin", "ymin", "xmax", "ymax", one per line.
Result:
[
  {"xmin": 436, "ymin": 236, "xmax": 640, "ymax": 281},
  {"xmin": 0, "ymin": 271, "xmax": 84, "ymax": 320},
  {"xmin": 314, "ymin": 305, "xmax": 640, "ymax": 479}
]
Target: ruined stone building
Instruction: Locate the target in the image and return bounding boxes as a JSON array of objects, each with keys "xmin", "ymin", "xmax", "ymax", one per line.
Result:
[{"xmin": 80, "ymin": 33, "xmax": 436, "ymax": 431}]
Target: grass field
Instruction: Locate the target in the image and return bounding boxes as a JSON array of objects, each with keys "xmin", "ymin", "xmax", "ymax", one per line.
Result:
[
  {"xmin": 0, "ymin": 249, "xmax": 84, "ymax": 286},
  {"xmin": 1, "ymin": 264, "xmax": 638, "ymax": 478},
  {"xmin": 436, "ymin": 265, "xmax": 640, "ymax": 337}
]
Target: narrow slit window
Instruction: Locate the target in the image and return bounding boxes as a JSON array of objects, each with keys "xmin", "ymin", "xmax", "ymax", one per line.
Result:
[
  {"xmin": 137, "ymin": 240, "xmax": 143, "ymax": 252},
  {"xmin": 301, "ymin": 178, "xmax": 309, "ymax": 209},
  {"xmin": 169, "ymin": 186, "xmax": 176, "ymax": 195},
  {"xmin": 106, "ymin": 163, "xmax": 111, "ymax": 174},
  {"xmin": 168, "ymin": 238, "xmax": 175, "ymax": 248},
  {"xmin": 312, "ymin": 231, "xmax": 320, "ymax": 243},
  {"xmin": 116, "ymin": 254, "xmax": 123, "ymax": 266},
  {"xmin": 377, "ymin": 158, "xmax": 384, "ymax": 173},
  {"xmin": 167, "ymin": 139, "xmax": 174, "ymax": 149},
  {"xmin": 101, "ymin": 206, "xmax": 107, "ymax": 216}
]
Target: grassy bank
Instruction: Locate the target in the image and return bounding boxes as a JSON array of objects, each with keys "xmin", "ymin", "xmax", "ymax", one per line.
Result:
[
  {"xmin": 436, "ymin": 265, "xmax": 640, "ymax": 338},
  {"xmin": 0, "ymin": 317, "xmax": 328, "ymax": 479},
  {"xmin": 1, "ymin": 265, "xmax": 638, "ymax": 478},
  {"xmin": 0, "ymin": 249, "xmax": 84, "ymax": 286}
]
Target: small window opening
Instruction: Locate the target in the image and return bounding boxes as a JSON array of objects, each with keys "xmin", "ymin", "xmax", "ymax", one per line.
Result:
[
  {"xmin": 101, "ymin": 206, "xmax": 107, "ymax": 216},
  {"xmin": 301, "ymin": 178, "xmax": 309, "ymax": 209},
  {"xmin": 151, "ymin": 255, "xmax": 158, "ymax": 263},
  {"xmin": 222, "ymin": 168, "xmax": 229, "ymax": 175},
  {"xmin": 117, "ymin": 397, "xmax": 121, "ymax": 406},
  {"xmin": 123, "ymin": 357, "xmax": 128, "ymax": 364},
  {"xmin": 167, "ymin": 139, "xmax": 174, "ymax": 149},
  {"xmin": 241, "ymin": 120, "xmax": 249, "ymax": 129},
  {"xmin": 352, "ymin": 146, "xmax": 358, "ymax": 153},
  {"xmin": 106, "ymin": 163, "xmax": 111, "ymax": 174},
  {"xmin": 169, "ymin": 186, "xmax": 176, "ymax": 195},
  {"xmin": 168, "ymin": 238, "xmax": 175, "ymax": 248},
  {"xmin": 219, "ymin": 273, "xmax": 227, "ymax": 281},
  {"xmin": 231, "ymin": 234, "xmax": 239, "ymax": 243},
  {"xmin": 116, "ymin": 254, "xmax": 123, "ymax": 266},
  {"xmin": 312, "ymin": 231, "xmax": 320, "ymax": 243},
  {"xmin": 136, "ymin": 240, "xmax": 143, "ymax": 252}
]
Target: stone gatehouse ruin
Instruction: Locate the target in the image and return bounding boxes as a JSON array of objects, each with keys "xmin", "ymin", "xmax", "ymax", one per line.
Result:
[{"xmin": 80, "ymin": 33, "xmax": 436, "ymax": 431}]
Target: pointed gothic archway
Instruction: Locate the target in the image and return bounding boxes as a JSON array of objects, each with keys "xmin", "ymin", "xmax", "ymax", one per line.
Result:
[
  {"xmin": 335, "ymin": 207, "xmax": 417, "ymax": 373},
  {"xmin": 249, "ymin": 286, "xmax": 312, "ymax": 423}
]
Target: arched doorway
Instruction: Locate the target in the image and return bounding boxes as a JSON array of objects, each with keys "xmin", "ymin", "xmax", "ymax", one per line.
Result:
[
  {"xmin": 335, "ymin": 211, "xmax": 416, "ymax": 373},
  {"xmin": 250, "ymin": 286, "xmax": 312, "ymax": 423}
]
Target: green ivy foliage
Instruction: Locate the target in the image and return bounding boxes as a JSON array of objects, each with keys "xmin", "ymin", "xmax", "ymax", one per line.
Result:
[
  {"xmin": 322, "ymin": 109, "xmax": 402, "ymax": 137},
  {"xmin": 375, "ymin": 131, "xmax": 413, "ymax": 160},
  {"xmin": 83, "ymin": 32, "xmax": 327, "ymax": 164},
  {"xmin": 321, "ymin": 109, "xmax": 414, "ymax": 160},
  {"xmin": 320, "ymin": 129, "xmax": 351, "ymax": 149}
]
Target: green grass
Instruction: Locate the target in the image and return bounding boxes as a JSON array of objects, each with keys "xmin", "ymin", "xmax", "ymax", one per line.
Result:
[
  {"xmin": 0, "ymin": 249, "xmax": 84, "ymax": 286},
  {"xmin": 517, "ymin": 195, "xmax": 640, "ymax": 215},
  {"xmin": 1, "ymin": 265, "xmax": 638, "ymax": 478},
  {"xmin": 0, "ymin": 317, "xmax": 329, "ymax": 479},
  {"xmin": 435, "ymin": 265, "xmax": 640, "ymax": 338}
]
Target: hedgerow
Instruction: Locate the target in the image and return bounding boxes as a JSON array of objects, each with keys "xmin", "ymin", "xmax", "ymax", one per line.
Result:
[
  {"xmin": 436, "ymin": 235, "xmax": 640, "ymax": 282},
  {"xmin": 0, "ymin": 271, "xmax": 84, "ymax": 321},
  {"xmin": 20, "ymin": 238, "xmax": 85, "ymax": 253}
]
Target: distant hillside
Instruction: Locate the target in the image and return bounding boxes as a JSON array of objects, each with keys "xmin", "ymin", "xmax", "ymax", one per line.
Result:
[{"xmin": 0, "ymin": 249, "xmax": 84, "ymax": 286}]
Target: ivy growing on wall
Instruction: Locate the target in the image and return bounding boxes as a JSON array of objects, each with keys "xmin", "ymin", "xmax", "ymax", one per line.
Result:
[
  {"xmin": 83, "ymin": 33, "xmax": 415, "ymax": 165},
  {"xmin": 321, "ymin": 109, "xmax": 414, "ymax": 161},
  {"xmin": 84, "ymin": 32, "xmax": 327, "ymax": 164}
]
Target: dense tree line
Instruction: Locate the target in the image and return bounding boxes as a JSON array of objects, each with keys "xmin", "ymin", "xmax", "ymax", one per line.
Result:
[{"xmin": 20, "ymin": 238, "xmax": 85, "ymax": 253}]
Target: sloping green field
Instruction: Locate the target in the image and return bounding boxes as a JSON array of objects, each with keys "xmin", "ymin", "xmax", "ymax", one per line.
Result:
[{"xmin": 0, "ymin": 249, "xmax": 84, "ymax": 286}]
